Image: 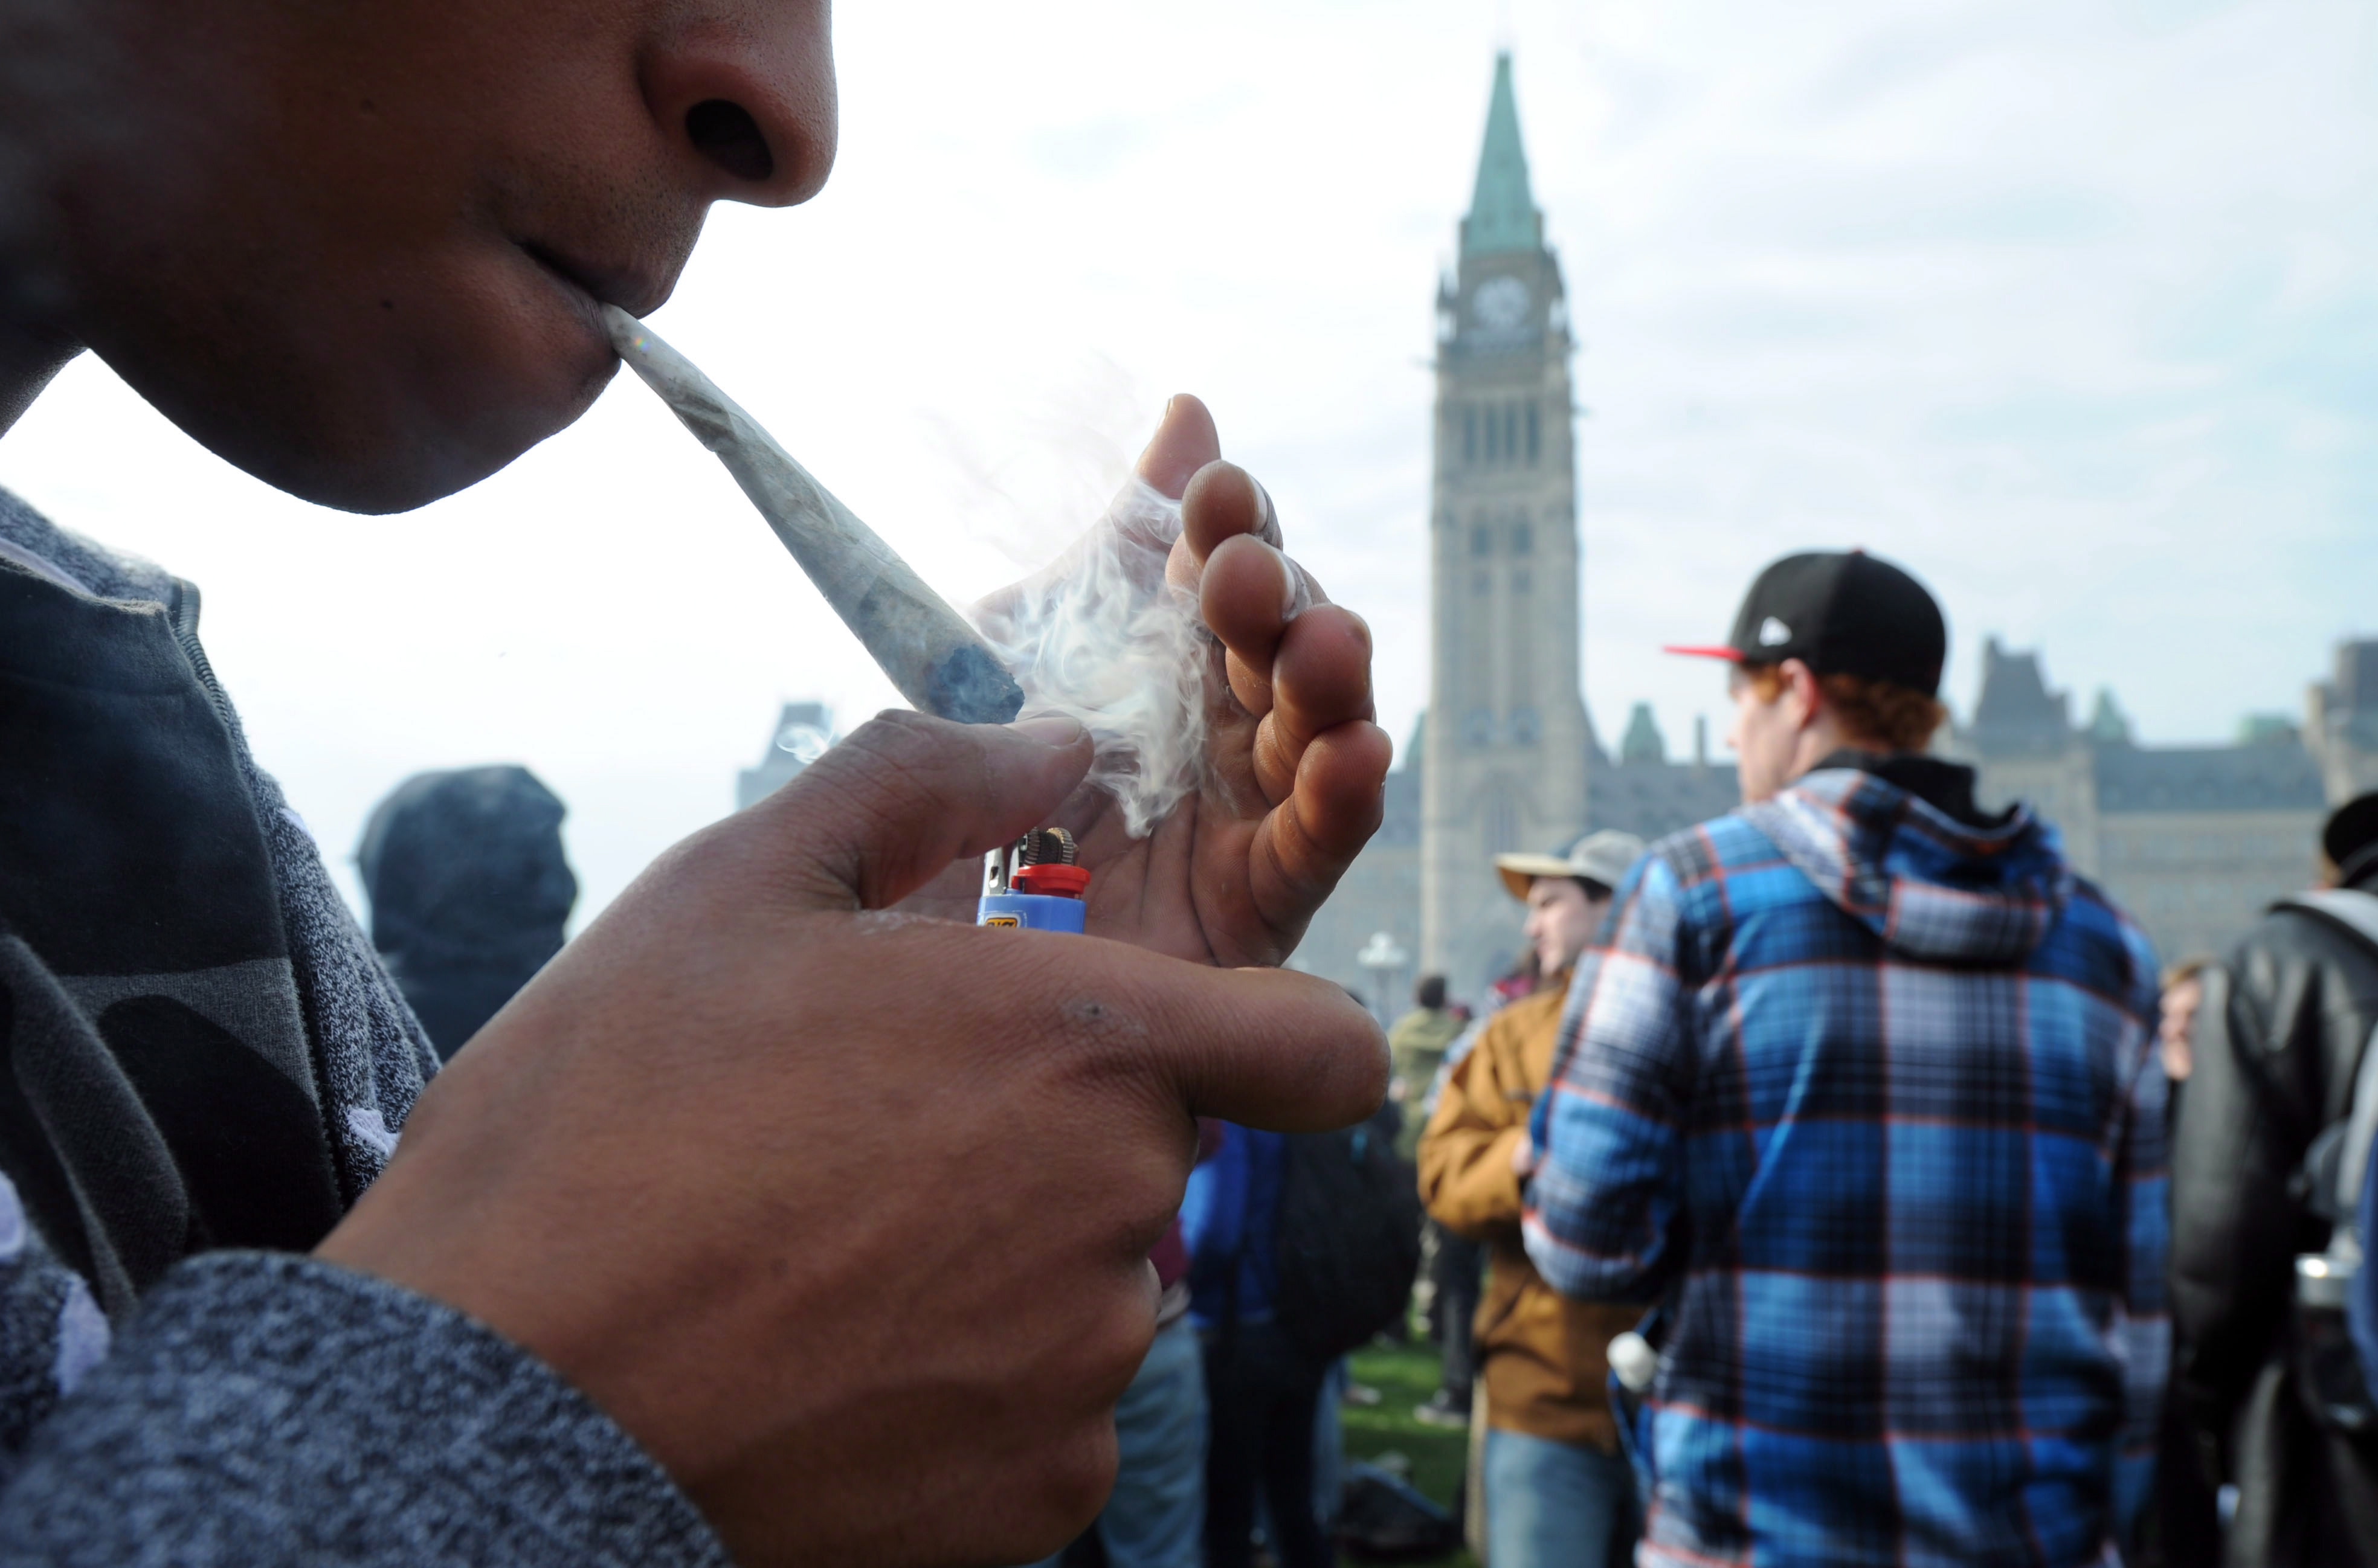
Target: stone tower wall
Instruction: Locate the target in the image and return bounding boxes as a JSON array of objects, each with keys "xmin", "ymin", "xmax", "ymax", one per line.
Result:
[{"xmin": 1420, "ymin": 150, "xmax": 1590, "ymax": 998}]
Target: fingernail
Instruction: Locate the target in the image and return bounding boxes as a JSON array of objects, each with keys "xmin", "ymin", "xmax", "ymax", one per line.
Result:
[
  {"xmin": 1254, "ymin": 481, "xmax": 1283, "ymax": 547},
  {"xmin": 1274, "ymin": 547, "xmax": 1310, "ymax": 622},
  {"xmin": 1010, "ymin": 713, "xmax": 1086, "ymax": 747}
]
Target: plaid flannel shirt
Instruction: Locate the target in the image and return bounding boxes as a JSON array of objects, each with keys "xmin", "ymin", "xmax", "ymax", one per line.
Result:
[{"xmin": 1524, "ymin": 766, "xmax": 2168, "ymax": 1568}]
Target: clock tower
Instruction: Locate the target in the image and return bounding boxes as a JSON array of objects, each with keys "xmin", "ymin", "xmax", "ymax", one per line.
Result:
[{"xmin": 1420, "ymin": 53, "xmax": 1591, "ymax": 997}]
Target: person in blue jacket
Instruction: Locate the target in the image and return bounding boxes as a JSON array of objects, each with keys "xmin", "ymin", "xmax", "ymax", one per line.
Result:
[{"xmin": 1182, "ymin": 1125, "xmax": 1333, "ymax": 1568}]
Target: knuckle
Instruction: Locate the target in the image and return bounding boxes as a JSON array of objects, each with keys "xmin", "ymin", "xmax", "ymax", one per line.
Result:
[
  {"xmin": 826, "ymin": 710, "xmax": 951, "ymax": 788},
  {"xmin": 1036, "ymin": 982, "xmax": 1158, "ymax": 1071},
  {"xmin": 730, "ymin": 710, "xmax": 988, "ymax": 908},
  {"xmin": 794, "ymin": 712, "xmax": 962, "ymax": 825}
]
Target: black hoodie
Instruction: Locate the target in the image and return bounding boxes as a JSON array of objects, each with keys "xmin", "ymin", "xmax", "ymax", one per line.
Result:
[{"xmin": 358, "ymin": 767, "xmax": 576, "ymax": 1060}]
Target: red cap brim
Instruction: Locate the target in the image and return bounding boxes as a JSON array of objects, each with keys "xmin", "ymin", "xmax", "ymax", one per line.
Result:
[{"xmin": 1661, "ymin": 644, "xmax": 1745, "ymax": 662}]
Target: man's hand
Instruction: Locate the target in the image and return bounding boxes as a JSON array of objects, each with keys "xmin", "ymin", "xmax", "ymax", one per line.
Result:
[
  {"xmin": 953, "ymin": 394, "xmax": 1391, "ymax": 966},
  {"xmin": 317, "ymin": 713, "xmax": 1388, "ymax": 1568},
  {"xmin": 1512, "ymin": 1131, "xmax": 1539, "ymax": 1179}
]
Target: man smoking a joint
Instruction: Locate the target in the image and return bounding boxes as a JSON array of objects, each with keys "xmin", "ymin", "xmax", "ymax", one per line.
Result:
[{"xmin": 0, "ymin": 4, "xmax": 1391, "ymax": 1565}]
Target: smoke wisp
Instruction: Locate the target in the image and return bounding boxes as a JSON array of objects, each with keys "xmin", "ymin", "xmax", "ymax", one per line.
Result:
[{"xmin": 971, "ymin": 479, "xmax": 1208, "ymax": 839}]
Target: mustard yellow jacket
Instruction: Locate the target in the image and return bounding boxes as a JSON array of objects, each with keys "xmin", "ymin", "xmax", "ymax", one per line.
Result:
[{"xmin": 1417, "ymin": 983, "xmax": 1640, "ymax": 1451}]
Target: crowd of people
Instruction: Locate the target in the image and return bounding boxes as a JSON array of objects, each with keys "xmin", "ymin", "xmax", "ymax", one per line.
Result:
[{"xmin": 239, "ymin": 559, "xmax": 2378, "ymax": 1568}]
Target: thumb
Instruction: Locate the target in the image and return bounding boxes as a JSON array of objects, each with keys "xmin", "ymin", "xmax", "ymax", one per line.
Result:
[{"xmin": 754, "ymin": 710, "xmax": 1094, "ymax": 911}]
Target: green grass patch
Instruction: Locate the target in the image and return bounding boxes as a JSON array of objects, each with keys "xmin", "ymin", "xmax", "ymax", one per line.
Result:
[{"xmin": 1338, "ymin": 1339, "xmax": 1478, "ymax": 1568}]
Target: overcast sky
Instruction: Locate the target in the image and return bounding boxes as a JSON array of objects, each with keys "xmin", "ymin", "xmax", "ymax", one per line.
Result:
[{"xmin": 5, "ymin": 0, "xmax": 2374, "ymax": 925}]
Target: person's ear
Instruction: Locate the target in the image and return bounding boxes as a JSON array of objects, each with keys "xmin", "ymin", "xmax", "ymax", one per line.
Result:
[{"xmin": 1782, "ymin": 659, "xmax": 1822, "ymax": 732}]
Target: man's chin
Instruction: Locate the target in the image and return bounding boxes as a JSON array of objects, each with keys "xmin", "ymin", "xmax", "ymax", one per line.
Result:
[
  {"xmin": 187, "ymin": 358, "xmax": 616, "ymax": 516},
  {"xmin": 265, "ymin": 428, "xmax": 547, "ymax": 516}
]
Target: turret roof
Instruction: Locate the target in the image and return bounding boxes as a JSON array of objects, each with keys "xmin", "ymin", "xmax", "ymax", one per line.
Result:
[{"xmin": 1463, "ymin": 53, "xmax": 1543, "ymax": 258}]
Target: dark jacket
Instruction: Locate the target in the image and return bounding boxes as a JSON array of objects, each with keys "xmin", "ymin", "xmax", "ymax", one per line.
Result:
[
  {"xmin": 359, "ymin": 766, "xmax": 576, "ymax": 1059},
  {"xmin": 2173, "ymin": 890, "xmax": 2378, "ymax": 1566}
]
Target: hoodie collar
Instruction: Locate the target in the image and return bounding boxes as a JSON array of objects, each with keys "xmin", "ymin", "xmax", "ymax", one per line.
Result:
[
  {"xmin": 1806, "ymin": 750, "xmax": 2015, "ymax": 832},
  {"xmin": 1742, "ymin": 765, "xmax": 2074, "ymax": 964}
]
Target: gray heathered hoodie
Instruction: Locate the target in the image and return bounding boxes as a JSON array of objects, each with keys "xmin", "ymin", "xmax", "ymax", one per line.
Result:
[{"xmin": 0, "ymin": 489, "xmax": 726, "ymax": 1566}]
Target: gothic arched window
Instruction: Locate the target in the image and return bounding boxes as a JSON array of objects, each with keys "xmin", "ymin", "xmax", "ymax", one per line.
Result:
[
  {"xmin": 1526, "ymin": 402, "xmax": 1541, "ymax": 464},
  {"xmin": 1463, "ymin": 406, "xmax": 1478, "ymax": 465},
  {"xmin": 1510, "ymin": 519, "xmax": 1533, "ymax": 556},
  {"xmin": 1471, "ymin": 523, "xmax": 1494, "ymax": 558}
]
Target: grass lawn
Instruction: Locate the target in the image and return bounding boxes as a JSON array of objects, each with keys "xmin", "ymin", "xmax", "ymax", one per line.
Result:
[{"xmin": 1338, "ymin": 1338, "xmax": 1478, "ymax": 1568}]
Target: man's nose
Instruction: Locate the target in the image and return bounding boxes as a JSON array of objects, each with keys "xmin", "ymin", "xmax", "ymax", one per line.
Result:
[{"xmin": 640, "ymin": 1, "xmax": 838, "ymax": 207}]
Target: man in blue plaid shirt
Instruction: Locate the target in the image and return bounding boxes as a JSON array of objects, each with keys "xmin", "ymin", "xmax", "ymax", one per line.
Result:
[{"xmin": 1524, "ymin": 553, "xmax": 2167, "ymax": 1567}]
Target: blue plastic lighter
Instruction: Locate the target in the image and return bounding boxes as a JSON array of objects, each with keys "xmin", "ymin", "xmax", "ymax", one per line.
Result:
[{"xmin": 978, "ymin": 826, "xmax": 1089, "ymax": 934}]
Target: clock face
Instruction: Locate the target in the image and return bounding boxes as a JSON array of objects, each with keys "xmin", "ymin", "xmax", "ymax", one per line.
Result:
[{"xmin": 1472, "ymin": 276, "xmax": 1532, "ymax": 330}]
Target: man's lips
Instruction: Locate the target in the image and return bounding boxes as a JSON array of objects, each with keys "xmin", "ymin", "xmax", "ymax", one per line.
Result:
[{"xmin": 520, "ymin": 240, "xmax": 670, "ymax": 321}]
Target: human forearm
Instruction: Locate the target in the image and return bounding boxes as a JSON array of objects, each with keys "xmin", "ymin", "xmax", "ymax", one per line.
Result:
[
  {"xmin": 0, "ymin": 1253, "xmax": 722, "ymax": 1568},
  {"xmin": 1522, "ymin": 1090, "xmax": 1677, "ymax": 1300},
  {"xmin": 1521, "ymin": 869, "xmax": 1690, "ymax": 1302}
]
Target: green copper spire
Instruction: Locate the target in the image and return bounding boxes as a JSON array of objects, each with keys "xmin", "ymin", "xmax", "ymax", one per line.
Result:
[{"xmin": 1462, "ymin": 53, "xmax": 1541, "ymax": 258}]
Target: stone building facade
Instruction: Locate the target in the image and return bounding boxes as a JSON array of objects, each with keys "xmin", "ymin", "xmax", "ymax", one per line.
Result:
[{"xmin": 1939, "ymin": 639, "xmax": 2351, "ymax": 965}]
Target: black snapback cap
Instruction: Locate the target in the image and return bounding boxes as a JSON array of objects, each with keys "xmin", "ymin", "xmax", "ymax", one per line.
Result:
[{"xmin": 1665, "ymin": 550, "xmax": 1947, "ymax": 698}]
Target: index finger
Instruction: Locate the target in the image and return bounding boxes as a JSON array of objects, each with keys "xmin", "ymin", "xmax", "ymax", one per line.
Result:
[
  {"xmin": 1011, "ymin": 933, "xmax": 1389, "ymax": 1133},
  {"xmin": 1168, "ymin": 965, "xmax": 1388, "ymax": 1131}
]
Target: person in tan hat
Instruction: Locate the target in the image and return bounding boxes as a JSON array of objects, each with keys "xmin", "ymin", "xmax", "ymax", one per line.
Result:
[{"xmin": 1419, "ymin": 829, "xmax": 1646, "ymax": 1568}]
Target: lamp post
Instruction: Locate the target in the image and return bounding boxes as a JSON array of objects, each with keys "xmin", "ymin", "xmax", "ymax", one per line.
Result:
[{"xmin": 1355, "ymin": 930, "xmax": 1411, "ymax": 1030}]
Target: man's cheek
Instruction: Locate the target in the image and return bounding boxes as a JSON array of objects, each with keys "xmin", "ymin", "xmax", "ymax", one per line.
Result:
[{"xmin": 1722, "ymin": 697, "xmax": 1752, "ymax": 756}]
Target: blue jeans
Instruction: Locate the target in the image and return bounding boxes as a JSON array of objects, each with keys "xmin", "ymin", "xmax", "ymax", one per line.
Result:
[
  {"xmin": 1483, "ymin": 1427, "xmax": 1638, "ymax": 1568},
  {"xmin": 1025, "ymin": 1315, "xmax": 1207, "ymax": 1568}
]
